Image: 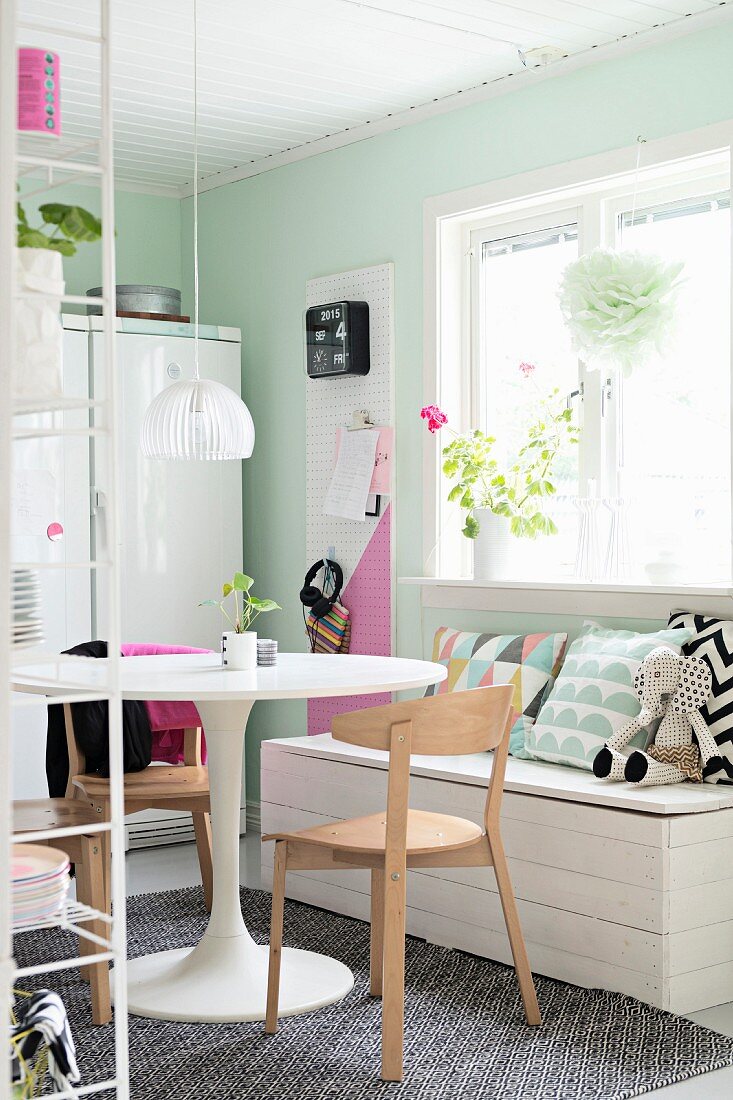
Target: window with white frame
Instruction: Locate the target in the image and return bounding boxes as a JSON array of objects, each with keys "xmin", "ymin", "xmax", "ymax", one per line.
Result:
[{"xmin": 431, "ymin": 142, "xmax": 731, "ymax": 588}]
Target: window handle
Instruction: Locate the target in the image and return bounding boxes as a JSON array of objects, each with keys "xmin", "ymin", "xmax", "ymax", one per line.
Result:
[
  {"xmin": 601, "ymin": 376, "xmax": 613, "ymax": 417},
  {"xmin": 566, "ymin": 382, "xmax": 584, "ymax": 410}
]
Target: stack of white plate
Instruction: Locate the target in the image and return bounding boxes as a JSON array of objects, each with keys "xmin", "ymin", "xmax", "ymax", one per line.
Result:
[
  {"xmin": 12, "ymin": 844, "xmax": 71, "ymax": 928},
  {"xmin": 12, "ymin": 568, "xmax": 44, "ymax": 649}
]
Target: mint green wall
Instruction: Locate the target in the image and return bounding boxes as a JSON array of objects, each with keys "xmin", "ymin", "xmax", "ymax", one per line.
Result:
[
  {"xmin": 19, "ymin": 182, "xmax": 182, "ymax": 301},
  {"xmin": 188, "ymin": 24, "xmax": 733, "ymax": 802}
]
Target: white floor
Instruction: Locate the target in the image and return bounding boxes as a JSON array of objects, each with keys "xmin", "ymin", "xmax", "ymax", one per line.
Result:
[{"xmin": 125, "ymin": 835, "xmax": 733, "ymax": 1098}]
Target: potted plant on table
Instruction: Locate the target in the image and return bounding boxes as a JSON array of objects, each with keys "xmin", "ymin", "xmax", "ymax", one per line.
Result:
[
  {"xmin": 199, "ymin": 572, "xmax": 281, "ymax": 670},
  {"xmin": 15, "ymin": 199, "xmax": 102, "ymax": 401},
  {"xmin": 421, "ymin": 365, "xmax": 578, "ymax": 580}
]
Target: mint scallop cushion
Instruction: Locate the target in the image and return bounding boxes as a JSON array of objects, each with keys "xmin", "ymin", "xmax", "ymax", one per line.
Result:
[{"xmin": 525, "ymin": 622, "xmax": 694, "ymax": 770}]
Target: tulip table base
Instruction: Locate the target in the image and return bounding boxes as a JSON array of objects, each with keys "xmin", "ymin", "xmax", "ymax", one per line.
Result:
[
  {"xmin": 125, "ymin": 700, "xmax": 354, "ymax": 1022},
  {"xmin": 125, "ymin": 938, "xmax": 355, "ymax": 1023}
]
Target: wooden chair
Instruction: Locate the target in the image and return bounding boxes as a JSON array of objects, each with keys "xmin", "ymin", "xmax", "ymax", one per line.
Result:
[
  {"xmin": 13, "ymin": 798, "xmax": 111, "ymax": 1025},
  {"xmin": 262, "ymin": 685, "xmax": 541, "ymax": 1082},
  {"xmin": 62, "ymin": 703, "xmax": 213, "ymax": 914}
]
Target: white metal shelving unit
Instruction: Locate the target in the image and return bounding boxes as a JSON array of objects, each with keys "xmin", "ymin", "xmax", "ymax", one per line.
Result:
[{"xmin": 1, "ymin": 1, "xmax": 129, "ymax": 1097}]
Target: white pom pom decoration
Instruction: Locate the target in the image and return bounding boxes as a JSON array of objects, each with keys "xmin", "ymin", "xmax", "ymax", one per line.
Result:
[{"xmin": 558, "ymin": 248, "xmax": 684, "ymax": 374}]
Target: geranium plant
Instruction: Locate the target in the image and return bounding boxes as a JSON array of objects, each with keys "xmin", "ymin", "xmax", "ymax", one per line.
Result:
[
  {"xmin": 421, "ymin": 367, "xmax": 579, "ymax": 539},
  {"xmin": 199, "ymin": 572, "xmax": 281, "ymax": 633}
]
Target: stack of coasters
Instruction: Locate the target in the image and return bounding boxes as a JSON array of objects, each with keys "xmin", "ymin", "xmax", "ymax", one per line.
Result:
[{"xmin": 257, "ymin": 639, "xmax": 278, "ymax": 666}]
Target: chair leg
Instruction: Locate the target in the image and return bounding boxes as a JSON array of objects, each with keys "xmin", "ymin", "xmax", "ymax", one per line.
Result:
[
  {"xmin": 76, "ymin": 835, "xmax": 111, "ymax": 1026},
  {"xmin": 370, "ymin": 868, "xmax": 384, "ymax": 997},
  {"xmin": 381, "ymin": 867, "xmax": 406, "ymax": 1082},
  {"xmin": 93, "ymin": 799, "xmax": 113, "ymax": 915},
  {"xmin": 192, "ymin": 811, "xmax": 213, "ymax": 912},
  {"xmin": 265, "ymin": 841, "xmax": 288, "ymax": 1035},
  {"xmin": 490, "ymin": 834, "xmax": 541, "ymax": 1026}
]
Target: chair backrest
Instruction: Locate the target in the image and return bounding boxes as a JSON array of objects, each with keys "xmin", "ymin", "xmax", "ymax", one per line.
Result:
[
  {"xmin": 61, "ymin": 702, "xmax": 203, "ymax": 797},
  {"xmin": 331, "ymin": 686, "xmax": 513, "ymax": 755},
  {"xmin": 331, "ymin": 685, "xmax": 515, "ymax": 840},
  {"xmin": 63, "ymin": 703, "xmax": 85, "ymax": 797}
]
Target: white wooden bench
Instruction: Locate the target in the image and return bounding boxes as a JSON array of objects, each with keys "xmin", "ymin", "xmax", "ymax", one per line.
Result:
[{"xmin": 261, "ymin": 733, "xmax": 733, "ymax": 1014}]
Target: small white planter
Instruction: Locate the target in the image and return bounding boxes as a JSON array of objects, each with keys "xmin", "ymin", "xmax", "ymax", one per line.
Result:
[
  {"xmin": 14, "ymin": 247, "xmax": 65, "ymax": 402},
  {"xmin": 472, "ymin": 508, "xmax": 517, "ymax": 581},
  {"xmin": 221, "ymin": 631, "xmax": 257, "ymax": 670}
]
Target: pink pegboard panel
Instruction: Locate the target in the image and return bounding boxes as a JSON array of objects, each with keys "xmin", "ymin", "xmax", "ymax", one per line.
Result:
[{"xmin": 308, "ymin": 505, "xmax": 392, "ymax": 735}]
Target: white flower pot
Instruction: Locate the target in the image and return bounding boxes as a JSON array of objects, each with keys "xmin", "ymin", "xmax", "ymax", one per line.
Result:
[
  {"xmin": 14, "ymin": 247, "xmax": 65, "ymax": 401},
  {"xmin": 221, "ymin": 630, "xmax": 257, "ymax": 670},
  {"xmin": 472, "ymin": 508, "xmax": 517, "ymax": 581}
]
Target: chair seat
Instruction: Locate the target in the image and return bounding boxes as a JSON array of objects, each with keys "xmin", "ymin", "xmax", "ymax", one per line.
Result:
[
  {"xmin": 13, "ymin": 797, "xmax": 102, "ymax": 834},
  {"xmin": 264, "ymin": 808, "xmax": 483, "ymax": 856},
  {"xmin": 72, "ymin": 764, "xmax": 210, "ymax": 800}
]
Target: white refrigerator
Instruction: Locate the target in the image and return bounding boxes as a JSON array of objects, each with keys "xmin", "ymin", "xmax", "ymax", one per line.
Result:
[{"xmin": 12, "ymin": 316, "xmax": 245, "ymax": 846}]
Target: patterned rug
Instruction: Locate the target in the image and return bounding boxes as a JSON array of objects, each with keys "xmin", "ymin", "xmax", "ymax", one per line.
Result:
[{"xmin": 13, "ymin": 886, "xmax": 733, "ymax": 1099}]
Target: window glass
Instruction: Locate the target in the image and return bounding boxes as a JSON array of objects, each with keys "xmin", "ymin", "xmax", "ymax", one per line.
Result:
[
  {"xmin": 477, "ymin": 223, "xmax": 580, "ymax": 574},
  {"xmin": 618, "ymin": 194, "xmax": 731, "ymax": 583}
]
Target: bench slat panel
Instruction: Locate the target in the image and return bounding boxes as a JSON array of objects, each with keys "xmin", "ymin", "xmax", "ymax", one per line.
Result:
[
  {"xmin": 262, "ymin": 865, "xmax": 666, "ymax": 1010},
  {"xmin": 264, "ymin": 735, "xmax": 733, "ymax": 815},
  {"xmin": 262, "ymin": 752, "xmax": 669, "ymax": 845},
  {"xmin": 262, "ymin": 769, "xmax": 664, "ymax": 888}
]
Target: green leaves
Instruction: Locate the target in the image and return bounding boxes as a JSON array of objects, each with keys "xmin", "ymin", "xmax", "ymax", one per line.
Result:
[
  {"xmin": 526, "ymin": 478, "xmax": 556, "ymax": 498},
  {"xmin": 16, "ymin": 199, "xmax": 102, "ymax": 257},
  {"xmin": 462, "ymin": 514, "xmax": 479, "ymax": 539},
  {"xmin": 17, "ymin": 227, "xmax": 56, "ymax": 250},
  {"xmin": 39, "ymin": 203, "xmax": 102, "ymax": 242},
  {"xmin": 249, "ymin": 597, "xmax": 281, "ymax": 612},
  {"xmin": 232, "ymin": 572, "xmax": 253, "ymax": 591}
]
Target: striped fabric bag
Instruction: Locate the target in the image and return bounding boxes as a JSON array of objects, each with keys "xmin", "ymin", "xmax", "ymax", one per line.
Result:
[{"xmin": 307, "ymin": 600, "xmax": 351, "ymax": 654}]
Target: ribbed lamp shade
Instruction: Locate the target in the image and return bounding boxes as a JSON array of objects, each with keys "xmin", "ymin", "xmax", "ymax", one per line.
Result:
[{"xmin": 141, "ymin": 378, "xmax": 255, "ymax": 460}]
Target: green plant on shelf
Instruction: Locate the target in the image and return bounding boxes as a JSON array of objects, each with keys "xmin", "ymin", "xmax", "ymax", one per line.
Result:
[{"xmin": 16, "ymin": 199, "xmax": 102, "ymax": 257}]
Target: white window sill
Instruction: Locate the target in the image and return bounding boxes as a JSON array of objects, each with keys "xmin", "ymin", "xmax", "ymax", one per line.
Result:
[{"xmin": 398, "ymin": 577, "xmax": 733, "ymax": 619}]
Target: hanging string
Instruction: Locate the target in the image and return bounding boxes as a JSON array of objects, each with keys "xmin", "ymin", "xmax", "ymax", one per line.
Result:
[
  {"xmin": 193, "ymin": 0, "xmax": 200, "ymax": 381},
  {"xmin": 629, "ymin": 135, "xmax": 647, "ymax": 230}
]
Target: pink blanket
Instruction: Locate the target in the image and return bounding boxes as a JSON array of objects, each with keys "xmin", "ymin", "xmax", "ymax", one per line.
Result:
[{"xmin": 121, "ymin": 643, "xmax": 209, "ymax": 764}]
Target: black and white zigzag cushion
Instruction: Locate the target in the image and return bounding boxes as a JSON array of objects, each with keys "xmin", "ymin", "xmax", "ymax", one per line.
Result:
[{"xmin": 668, "ymin": 611, "xmax": 733, "ymax": 785}]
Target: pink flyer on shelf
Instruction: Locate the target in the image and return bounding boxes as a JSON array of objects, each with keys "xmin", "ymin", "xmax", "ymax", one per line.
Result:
[
  {"xmin": 335, "ymin": 426, "xmax": 393, "ymax": 495},
  {"xmin": 18, "ymin": 48, "xmax": 61, "ymax": 137}
]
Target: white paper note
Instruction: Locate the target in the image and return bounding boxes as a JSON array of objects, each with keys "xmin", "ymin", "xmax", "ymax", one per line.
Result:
[{"xmin": 324, "ymin": 429, "xmax": 379, "ymax": 521}]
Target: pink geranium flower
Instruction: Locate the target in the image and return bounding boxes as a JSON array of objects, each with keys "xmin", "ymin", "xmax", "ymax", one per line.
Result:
[
  {"xmin": 420, "ymin": 404, "xmax": 448, "ymax": 433},
  {"xmin": 518, "ymin": 361, "xmax": 536, "ymax": 378}
]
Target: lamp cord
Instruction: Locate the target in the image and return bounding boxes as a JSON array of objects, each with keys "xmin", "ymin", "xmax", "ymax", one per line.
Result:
[{"xmin": 193, "ymin": 0, "xmax": 200, "ymax": 381}]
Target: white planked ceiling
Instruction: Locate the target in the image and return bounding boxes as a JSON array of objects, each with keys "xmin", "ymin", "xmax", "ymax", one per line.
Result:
[{"xmin": 18, "ymin": 0, "xmax": 732, "ymax": 195}]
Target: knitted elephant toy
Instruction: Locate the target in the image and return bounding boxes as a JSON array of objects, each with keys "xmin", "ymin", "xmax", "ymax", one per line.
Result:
[{"xmin": 592, "ymin": 646, "xmax": 724, "ymax": 786}]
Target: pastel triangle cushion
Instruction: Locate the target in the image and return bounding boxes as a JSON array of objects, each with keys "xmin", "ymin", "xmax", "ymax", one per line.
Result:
[{"xmin": 425, "ymin": 627, "xmax": 568, "ymax": 758}]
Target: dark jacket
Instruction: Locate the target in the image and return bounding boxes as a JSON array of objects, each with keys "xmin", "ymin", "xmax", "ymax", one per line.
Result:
[{"xmin": 46, "ymin": 641, "xmax": 153, "ymax": 797}]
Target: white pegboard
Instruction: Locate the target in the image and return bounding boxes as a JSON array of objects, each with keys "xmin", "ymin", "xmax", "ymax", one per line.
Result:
[{"xmin": 305, "ymin": 263, "xmax": 394, "ymax": 585}]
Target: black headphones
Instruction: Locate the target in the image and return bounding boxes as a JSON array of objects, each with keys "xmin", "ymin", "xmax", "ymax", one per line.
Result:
[{"xmin": 300, "ymin": 559, "xmax": 344, "ymax": 621}]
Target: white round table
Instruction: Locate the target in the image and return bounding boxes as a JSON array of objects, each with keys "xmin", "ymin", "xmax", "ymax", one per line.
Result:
[{"xmin": 19, "ymin": 652, "xmax": 446, "ymax": 1022}]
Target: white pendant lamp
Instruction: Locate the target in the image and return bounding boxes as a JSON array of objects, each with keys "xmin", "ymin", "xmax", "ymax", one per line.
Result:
[{"xmin": 141, "ymin": 0, "xmax": 254, "ymax": 461}]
